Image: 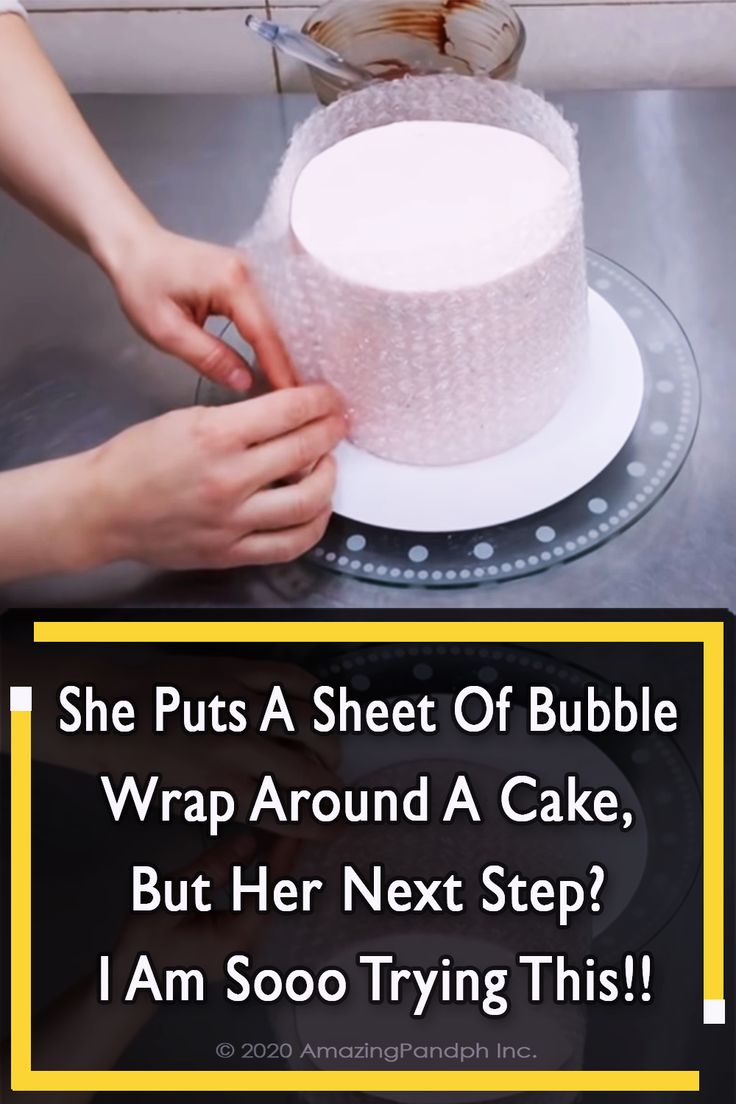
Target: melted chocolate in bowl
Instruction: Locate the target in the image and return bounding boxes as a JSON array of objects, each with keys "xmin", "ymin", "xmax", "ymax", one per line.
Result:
[{"xmin": 303, "ymin": 0, "xmax": 525, "ymax": 102}]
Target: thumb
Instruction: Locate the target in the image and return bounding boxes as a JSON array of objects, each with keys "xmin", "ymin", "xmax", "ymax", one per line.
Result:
[
  {"xmin": 223, "ymin": 275, "xmax": 297, "ymax": 390},
  {"xmin": 230, "ymin": 300, "xmax": 296, "ymax": 391},
  {"xmin": 160, "ymin": 314, "xmax": 253, "ymax": 392}
]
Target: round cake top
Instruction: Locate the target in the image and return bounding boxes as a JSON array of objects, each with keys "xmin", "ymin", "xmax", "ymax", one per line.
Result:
[{"xmin": 289, "ymin": 119, "xmax": 572, "ymax": 294}]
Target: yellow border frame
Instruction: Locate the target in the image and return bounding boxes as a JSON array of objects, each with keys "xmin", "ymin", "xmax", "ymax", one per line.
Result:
[{"xmin": 11, "ymin": 618, "xmax": 723, "ymax": 1093}]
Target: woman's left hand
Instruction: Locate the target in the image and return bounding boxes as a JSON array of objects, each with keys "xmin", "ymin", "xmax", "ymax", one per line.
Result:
[
  {"xmin": 0, "ymin": 18, "xmax": 295, "ymax": 394},
  {"xmin": 104, "ymin": 225, "xmax": 296, "ymax": 393}
]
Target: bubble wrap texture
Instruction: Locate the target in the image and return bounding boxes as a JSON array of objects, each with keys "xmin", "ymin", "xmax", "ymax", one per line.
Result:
[{"xmin": 244, "ymin": 75, "xmax": 588, "ymax": 466}]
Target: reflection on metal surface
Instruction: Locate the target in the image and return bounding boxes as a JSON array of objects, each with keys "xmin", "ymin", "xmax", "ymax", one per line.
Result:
[{"xmin": 0, "ymin": 90, "xmax": 732, "ymax": 607}]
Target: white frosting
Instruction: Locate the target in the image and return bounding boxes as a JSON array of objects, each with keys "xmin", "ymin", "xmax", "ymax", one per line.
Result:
[
  {"xmin": 246, "ymin": 75, "xmax": 588, "ymax": 465},
  {"xmin": 289, "ymin": 120, "xmax": 571, "ymax": 294}
]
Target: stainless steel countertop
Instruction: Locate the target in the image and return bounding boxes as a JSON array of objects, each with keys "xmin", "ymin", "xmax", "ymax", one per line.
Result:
[{"xmin": 1, "ymin": 90, "xmax": 733, "ymax": 609}]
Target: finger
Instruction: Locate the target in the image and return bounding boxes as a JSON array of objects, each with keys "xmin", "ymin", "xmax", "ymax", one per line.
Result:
[
  {"xmin": 228, "ymin": 671, "xmax": 339, "ymax": 768},
  {"xmin": 241, "ymin": 687, "xmax": 339, "ymax": 770},
  {"xmin": 237, "ymin": 724, "xmax": 342, "ymax": 793},
  {"xmin": 159, "ymin": 310, "xmax": 253, "ymax": 392},
  {"xmin": 269, "ymin": 726, "xmax": 341, "ymax": 772},
  {"xmin": 246, "ymin": 416, "xmax": 345, "ymax": 489},
  {"xmin": 237, "ymin": 454, "xmax": 336, "ymax": 531},
  {"xmin": 265, "ymin": 835, "xmax": 302, "ymax": 878},
  {"xmin": 227, "ymin": 507, "xmax": 332, "ymax": 567},
  {"xmin": 214, "ymin": 384, "xmax": 344, "ymax": 446},
  {"xmin": 199, "ymin": 837, "xmax": 303, "ymax": 959},
  {"xmin": 171, "ymin": 830, "xmax": 258, "ymax": 886},
  {"xmin": 226, "ymin": 769, "xmax": 341, "ymax": 841},
  {"xmin": 218, "ymin": 252, "xmax": 298, "ymax": 390},
  {"xmin": 229, "ymin": 294, "xmax": 297, "ymax": 391}
]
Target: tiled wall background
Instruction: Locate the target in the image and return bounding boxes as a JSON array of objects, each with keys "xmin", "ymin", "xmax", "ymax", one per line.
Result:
[{"xmin": 23, "ymin": 0, "xmax": 736, "ymax": 92}]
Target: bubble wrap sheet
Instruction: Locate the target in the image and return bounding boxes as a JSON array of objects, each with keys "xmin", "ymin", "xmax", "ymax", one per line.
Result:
[{"xmin": 244, "ymin": 75, "xmax": 589, "ymax": 466}]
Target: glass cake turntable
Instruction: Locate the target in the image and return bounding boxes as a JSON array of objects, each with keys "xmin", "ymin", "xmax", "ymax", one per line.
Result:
[{"xmin": 197, "ymin": 251, "xmax": 699, "ymax": 588}]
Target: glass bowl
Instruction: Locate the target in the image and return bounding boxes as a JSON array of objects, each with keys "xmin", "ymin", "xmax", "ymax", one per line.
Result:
[{"xmin": 302, "ymin": 0, "xmax": 526, "ymax": 104}]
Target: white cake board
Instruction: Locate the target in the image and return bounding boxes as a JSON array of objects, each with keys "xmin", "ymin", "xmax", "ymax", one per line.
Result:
[{"xmin": 332, "ymin": 289, "xmax": 643, "ymax": 533}]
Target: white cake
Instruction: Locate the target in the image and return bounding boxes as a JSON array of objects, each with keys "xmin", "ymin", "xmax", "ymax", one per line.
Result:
[
  {"xmin": 246, "ymin": 76, "xmax": 589, "ymax": 466},
  {"xmin": 290, "ymin": 121, "xmax": 572, "ymax": 294}
]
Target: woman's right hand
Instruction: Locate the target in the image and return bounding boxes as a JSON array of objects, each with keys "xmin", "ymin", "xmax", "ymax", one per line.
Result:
[{"xmin": 76, "ymin": 384, "xmax": 345, "ymax": 571}]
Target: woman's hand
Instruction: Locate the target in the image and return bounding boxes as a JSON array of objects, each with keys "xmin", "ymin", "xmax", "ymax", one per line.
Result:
[
  {"xmin": 84, "ymin": 383, "xmax": 345, "ymax": 571},
  {"xmin": 0, "ymin": 383, "xmax": 345, "ymax": 582},
  {"xmin": 100, "ymin": 657, "xmax": 343, "ymax": 837},
  {"xmin": 5, "ymin": 834, "xmax": 302, "ymax": 1101},
  {"xmin": 114, "ymin": 832, "xmax": 301, "ymax": 976},
  {"xmin": 102, "ymin": 226, "xmax": 296, "ymax": 393},
  {"xmin": 0, "ymin": 20, "xmax": 294, "ymax": 393},
  {"xmin": 19, "ymin": 653, "xmax": 342, "ymax": 836}
]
